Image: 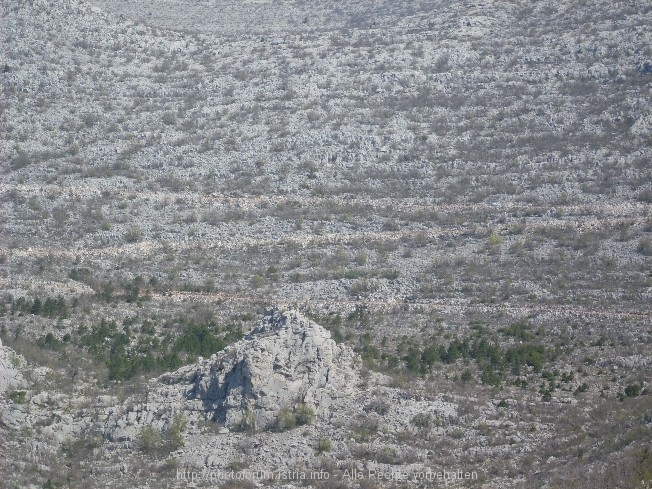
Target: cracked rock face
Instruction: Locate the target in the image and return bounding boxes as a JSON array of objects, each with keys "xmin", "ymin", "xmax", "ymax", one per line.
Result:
[
  {"xmin": 150, "ymin": 309, "xmax": 359, "ymax": 430},
  {"xmin": 0, "ymin": 346, "xmax": 23, "ymax": 395}
]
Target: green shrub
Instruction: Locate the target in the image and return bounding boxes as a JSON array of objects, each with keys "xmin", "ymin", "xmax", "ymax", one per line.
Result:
[
  {"xmin": 375, "ymin": 446, "xmax": 400, "ymax": 464},
  {"xmin": 295, "ymin": 403, "xmax": 315, "ymax": 426},
  {"xmin": 265, "ymin": 266, "xmax": 280, "ymax": 281},
  {"xmin": 316, "ymin": 438, "xmax": 332, "ymax": 454},
  {"xmin": 624, "ymin": 384, "xmax": 642, "ymax": 397},
  {"xmin": 500, "ymin": 321, "xmax": 534, "ymax": 341},
  {"xmin": 11, "ymin": 150, "xmax": 30, "ymax": 170},
  {"xmin": 169, "ymin": 413, "xmax": 187, "ymax": 450},
  {"xmin": 637, "ymin": 188, "xmax": 652, "ymax": 203},
  {"xmin": 380, "ymin": 269, "xmax": 400, "ymax": 280},
  {"xmin": 236, "ymin": 411, "xmax": 257, "ymax": 433},
  {"xmin": 364, "ymin": 398, "xmax": 390, "ymax": 415},
  {"xmin": 226, "ymin": 458, "xmax": 250, "ymax": 471},
  {"xmin": 349, "ymin": 279, "xmax": 374, "ymax": 297},
  {"xmin": 251, "ymin": 274, "xmax": 264, "ymax": 289},
  {"xmin": 123, "ymin": 226, "xmax": 143, "ymax": 243},
  {"xmin": 276, "ymin": 404, "xmax": 315, "ymax": 431},
  {"xmin": 38, "ymin": 332, "xmax": 60, "ymax": 350},
  {"xmin": 574, "ymin": 382, "xmax": 589, "ymax": 395},
  {"xmin": 561, "ymin": 371, "xmax": 575, "ymax": 383},
  {"xmin": 162, "ymin": 111, "xmax": 177, "ymax": 125},
  {"xmin": 9, "ymin": 390, "xmax": 26, "ymax": 404},
  {"xmin": 410, "ymin": 413, "xmax": 431, "ymax": 428},
  {"xmin": 138, "ymin": 426, "xmax": 162, "ymax": 453},
  {"xmin": 637, "ymin": 238, "xmax": 652, "ymax": 256},
  {"xmin": 488, "ymin": 233, "xmax": 503, "ymax": 246},
  {"xmin": 481, "ymin": 367, "xmax": 502, "ymax": 386},
  {"xmin": 276, "ymin": 408, "xmax": 297, "ymax": 431},
  {"xmin": 348, "ymin": 415, "xmax": 379, "ymax": 442}
]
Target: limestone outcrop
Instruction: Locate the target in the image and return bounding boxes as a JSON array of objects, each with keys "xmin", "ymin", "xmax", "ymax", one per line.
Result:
[
  {"xmin": 192, "ymin": 309, "xmax": 358, "ymax": 428},
  {"xmin": 125, "ymin": 309, "xmax": 359, "ymax": 435},
  {"xmin": 0, "ymin": 346, "xmax": 23, "ymax": 395}
]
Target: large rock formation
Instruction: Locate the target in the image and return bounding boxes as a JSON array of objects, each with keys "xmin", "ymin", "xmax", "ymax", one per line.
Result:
[{"xmin": 145, "ymin": 309, "xmax": 359, "ymax": 431}]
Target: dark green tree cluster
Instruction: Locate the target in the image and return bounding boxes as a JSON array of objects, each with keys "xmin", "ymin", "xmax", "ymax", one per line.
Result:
[
  {"xmin": 124, "ymin": 275, "xmax": 148, "ymax": 303},
  {"xmin": 77, "ymin": 318, "xmax": 244, "ymax": 381},
  {"xmin": 37, "ymin": 332, "xmax": 70, "ymax": 350},
  {"xmin": 351, "ymin": 320, "xmax": 554, "ymax": 387},
  {"xmin": 499, "ymin": 320, "xmax": 535, "ymax": 341},
  {"xmin": 399, "ymin": 335, "xmax": 549, "ymax": 385},
  {"xmin": 355, "ymin": 332, "xmax": 383, "ymax": 367},
  {"xmin": 8, "ymin": 295, "xmax": 69, "ymax": 318},
  {"xmin": 174, "ymin": 323, "xmax": 229, "ymax": 358}
]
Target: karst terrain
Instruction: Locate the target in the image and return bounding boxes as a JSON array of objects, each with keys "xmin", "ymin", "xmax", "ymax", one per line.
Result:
[{"xmin": 1, "ymin": 0, "xmax": 651, "ymax": 487}]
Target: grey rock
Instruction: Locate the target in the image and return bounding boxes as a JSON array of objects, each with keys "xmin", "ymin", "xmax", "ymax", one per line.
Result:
[
  {"xmin": 0, "ymin": 346, "xmax": 23, "ymax": 395},
  {"xmin": 101, "ymin": 308, "xmax": 362, "ymax": 443},
  {"xmin": 146, "ymin": 308, "xmax": 359, "ymax": 430}
]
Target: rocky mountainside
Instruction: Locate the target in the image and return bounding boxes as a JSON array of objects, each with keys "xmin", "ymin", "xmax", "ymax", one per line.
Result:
[
  {"xmin": 1, "ymin": 309, "xmax": 460, "ymax": 487},
  {"xmin": 1, "ymin": 0, "xmax": 650, "ymax": 316},
  {"xmin": 1, "ymin": 0, "xmax": 651, "ymax": 487}
]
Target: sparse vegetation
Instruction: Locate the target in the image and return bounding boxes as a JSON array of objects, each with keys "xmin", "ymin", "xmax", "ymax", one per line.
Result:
[
  {"xmin": 316, "ymin": 438, "xmax": 332, "ymax": 454},
  {"xmin": 236, "ymin": 411, "xmax": 257, "ymax": 433},
  {"xmin": 138, "ymin": 426, "xmax": 162, "ymax": 453},
  {"xmin": 275, "ymin": 403, "xmax": 315, "ymax": 431},
  {"xmin": 9, "ymin": 390, "xmax": 27, "ymax": 404}
]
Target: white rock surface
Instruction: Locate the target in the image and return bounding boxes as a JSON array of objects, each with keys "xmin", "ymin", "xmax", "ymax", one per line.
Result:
[{"xmin": 0, "ymin": 346, "xmax": 23, "ymax": 395}]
